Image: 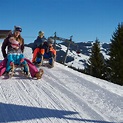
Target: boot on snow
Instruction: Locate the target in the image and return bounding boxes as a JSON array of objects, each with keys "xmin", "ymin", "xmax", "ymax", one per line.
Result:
[
  {"xmin": 35, "ymin": 69, "xmax": 44, "ymax": 79},
  {"xmin": 8, "ymin": 63, "xmax": 15, "ymax": 78}
]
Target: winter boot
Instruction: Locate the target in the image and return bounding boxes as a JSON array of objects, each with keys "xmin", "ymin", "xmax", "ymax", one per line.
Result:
[
  {"xmin": 8, "ymin": 62, "xmax": 15, "ymax": 78},
  {"xmin": 35, "ymin": 69, "xmax": 44, "ymax": 79},
  {"xmin": 22, "ymin": 63, "xmax": 30, "ymax": 77},
  {"xmin": 49, "ymin": 57, "xmax": 54, "ymax": 68},
  {"xmin": 36, "ymin": 52, "xmax": 43, "ymax": 66}
]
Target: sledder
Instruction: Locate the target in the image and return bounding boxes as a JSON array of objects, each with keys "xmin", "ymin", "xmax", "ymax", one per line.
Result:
[
  {"xmin": 6, "ymin": 36, "xmax": 29, "ymax": 78},
  {"xmin": 32, "ymin": 37, "xmax": 56, "ymax": 68},
  {"xmin": 1, "ymin": 26, "xmax": 43, "ymax": 79}
]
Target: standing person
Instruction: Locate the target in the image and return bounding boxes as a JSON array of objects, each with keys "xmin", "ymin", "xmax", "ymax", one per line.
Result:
[
  {"xmin": 32, "ymin": 37, "xmax": 56, "ymax": 67},
  {"xmin": 1, "ymin": 26, "xmax": 43, "ymax": 79},
  {"xmin": 32, "ymin": 31, "xmax": 46, "ymax": 63}
]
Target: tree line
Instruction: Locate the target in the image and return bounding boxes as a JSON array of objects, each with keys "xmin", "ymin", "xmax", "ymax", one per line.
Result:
[{"xmin": 85, "ymin": 23, "xmax": 123, "ymax": 86}]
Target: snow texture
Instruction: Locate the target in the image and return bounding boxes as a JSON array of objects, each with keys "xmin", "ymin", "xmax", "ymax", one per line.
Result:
[{"xmin": 0, "ymin": 44, "xmax": 123, "ymax": 123}]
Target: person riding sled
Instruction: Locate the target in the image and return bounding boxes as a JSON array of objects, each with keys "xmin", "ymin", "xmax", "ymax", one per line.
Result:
[
  {"xmin": 32, "ymin": 31, "xmax": 46, "ymax": 53},
  {"xmin": 6, "ymin": 36, "xmax": 29, "ymax": 76},
  {"xmin": 32, "ymin": 37, "xmax": 56, "ymax": 67},
  {"xmin": 1, "ymin": 26, "xmax": 43, "ymax": 79}
]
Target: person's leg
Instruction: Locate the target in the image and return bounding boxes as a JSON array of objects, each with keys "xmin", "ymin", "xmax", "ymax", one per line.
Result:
[
  {"xmin": 48, "ymin": 51, "xmax": 55, "ymax": 67},
  {"xmin": 35, "ymin": 48, "xmax": 45, "ymax": 65},
  {"xmin": 19, "ymin": 54, "xmax": 29, "ymax": 75},
  {"xmin": 43, "ymin": 53, "xmax": 49, "ymax": 59},
  {"xmin": 43, "ymin": 52, "xmax": 54, "ymax": 67},
  {"xmin": 32, "ymin": 48, "xmax": 40, "ymax": 63},
  {"xmin": 0, "ymin": 58, "xmax": 7, "ymax": 76},
  {"xmin": 6, "ymin": 54, "xmax": 14, "ymax": 72},
  {"xmin": 25, "ymin": 58, "xmax": 44, "ymax": 79},
  {"xmin": 36, "ymin": 52, "xmax": 43, "ymax": 64}
]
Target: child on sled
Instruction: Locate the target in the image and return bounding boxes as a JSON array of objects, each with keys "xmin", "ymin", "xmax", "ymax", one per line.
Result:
[
  {"xmin": 32, "ymin": 37, "xmax": 56, "ymax": 67},
  {"xmin": 6, "ymin": 36, "xmax": 29, "ymax": 76}
]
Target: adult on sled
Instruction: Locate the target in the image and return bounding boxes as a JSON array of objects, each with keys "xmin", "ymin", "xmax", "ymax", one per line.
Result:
[
  {"xmin": 32, "ymin": 31, "xmax": 46, "ymax": 53},
  {"xmin": 1, "ymin": 26, "xmax": 43, "ymax": 79},
  {"xmin": 32, "ymin": 37, "xmax": 56, "ymax": 67}
]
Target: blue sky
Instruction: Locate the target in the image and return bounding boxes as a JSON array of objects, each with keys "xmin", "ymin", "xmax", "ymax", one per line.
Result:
[{"xmin": 0, "ymin": 0, "xmax": 123, "ymax": 44}]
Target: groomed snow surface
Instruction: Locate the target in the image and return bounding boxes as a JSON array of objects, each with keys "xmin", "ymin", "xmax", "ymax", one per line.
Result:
[{"xmin": 0, "ymin": 46, "xmax": 123, "ymax": 123}]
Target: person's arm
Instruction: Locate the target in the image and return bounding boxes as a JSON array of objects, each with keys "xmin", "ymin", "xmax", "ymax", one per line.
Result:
[
  {"xmin": 50, "ymin": 46, "xmax": 56, "ymax": 56},
  {"xmin": 1, "ymin": 38, "xmax": 9, "ymax": 58},
  {"xmin": 32, "ymin": 39, "xmax": 37, "ymax": 52},
  {"xmin": 21, "ymin": 38, "xmax": 24, "ymax": 53}
]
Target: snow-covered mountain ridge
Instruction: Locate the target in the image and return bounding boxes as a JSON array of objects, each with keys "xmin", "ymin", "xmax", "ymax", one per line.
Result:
[
  {"xmin": 0, "ymin": 45, "xmax": 122, "ymax": 123},
  {"xmin": 56, "ymin": 41, "xmax": 110, "ymax": 69}
]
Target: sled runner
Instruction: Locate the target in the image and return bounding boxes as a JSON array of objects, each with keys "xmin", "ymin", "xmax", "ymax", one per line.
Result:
[
  {"xmin": 0, "ymin": 58, "xmax": 44, "ymax": 79},
  {"xmin": 35, "ymin": 58, "xmax": 54, "ymax": 68},
  {"xmin": 7, "ymin": 63, "xmax": 30, "ymax": 78}
]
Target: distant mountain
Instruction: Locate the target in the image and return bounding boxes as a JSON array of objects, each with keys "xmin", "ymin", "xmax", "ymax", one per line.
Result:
[
  {"xmin": 55, "ymin": 41, "xmax": 110, "ymax": 69},
  {"xmin": 25, "ymin": 41, "xmax": 110, "ymax": 70}
]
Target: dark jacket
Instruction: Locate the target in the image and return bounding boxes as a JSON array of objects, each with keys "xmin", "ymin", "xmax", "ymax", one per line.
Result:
[
  {"xmin": 42, "ymin": 42, "xmax": 56, "ymax": 56},
  {"xmin": 1, "ymin": 34, "xmax": 24, "ymax": 58},
  {"xmin": 32, "ymin": 36, "xmax": 46, "ymax": 52}
]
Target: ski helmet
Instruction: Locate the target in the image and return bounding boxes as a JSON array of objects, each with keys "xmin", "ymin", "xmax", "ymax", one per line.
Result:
[{"xmin": 47, "ymin": 37, "xmax": 54, "ymax": 44}]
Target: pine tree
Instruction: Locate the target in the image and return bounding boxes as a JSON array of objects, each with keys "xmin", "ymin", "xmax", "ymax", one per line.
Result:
[
  {"xmin": 85, "ymin": 38, "xmax": 105, "ymax": 79},
  {"xmin": 108, "ymin": 23, "xmax": 123, "ymax": 85}
]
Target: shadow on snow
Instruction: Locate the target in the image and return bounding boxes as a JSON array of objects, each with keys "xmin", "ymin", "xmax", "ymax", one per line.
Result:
[{"xmin": 0, "ymin": 102, "xmax": 116, "ymax": 123}]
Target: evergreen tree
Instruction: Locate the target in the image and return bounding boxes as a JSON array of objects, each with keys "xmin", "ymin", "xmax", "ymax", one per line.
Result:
[
  {"xmin": 108, "ymin": 23, "xmax": 123, "ymax": 85},
  {"xmin": 85, "ymin": 38, "xmax": 105, "ymax": 79}
]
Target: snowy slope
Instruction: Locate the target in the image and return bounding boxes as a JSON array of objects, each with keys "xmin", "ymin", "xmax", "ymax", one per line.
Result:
[{"xmin": 0, "ymin": 45, "xmax": 123, "ymax": 123}]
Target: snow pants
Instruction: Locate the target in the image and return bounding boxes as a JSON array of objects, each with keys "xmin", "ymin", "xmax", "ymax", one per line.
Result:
[
  {"xmin": 36, "ymin": 51, "xmax": 55, "ymax": 65},
  {"xmin": 6, "ymin": 53, "xmax": 28, "ymax": 73},
  {"xmin": 32, "ymin": 48, "xmax": 56, "ymax": 64}
]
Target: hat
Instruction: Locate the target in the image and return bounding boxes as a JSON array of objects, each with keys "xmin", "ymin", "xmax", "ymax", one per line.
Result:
[
  {"xmin": 38, "ymin": 31, "xmax": 44, "ymax": 36},
  {"xmin": 47, "ymin": 37, "xmax": 54, "ymax": 44},
  {"xmin": 14, "ymin": 26, "xmax": 22, "ymax": 32}
]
